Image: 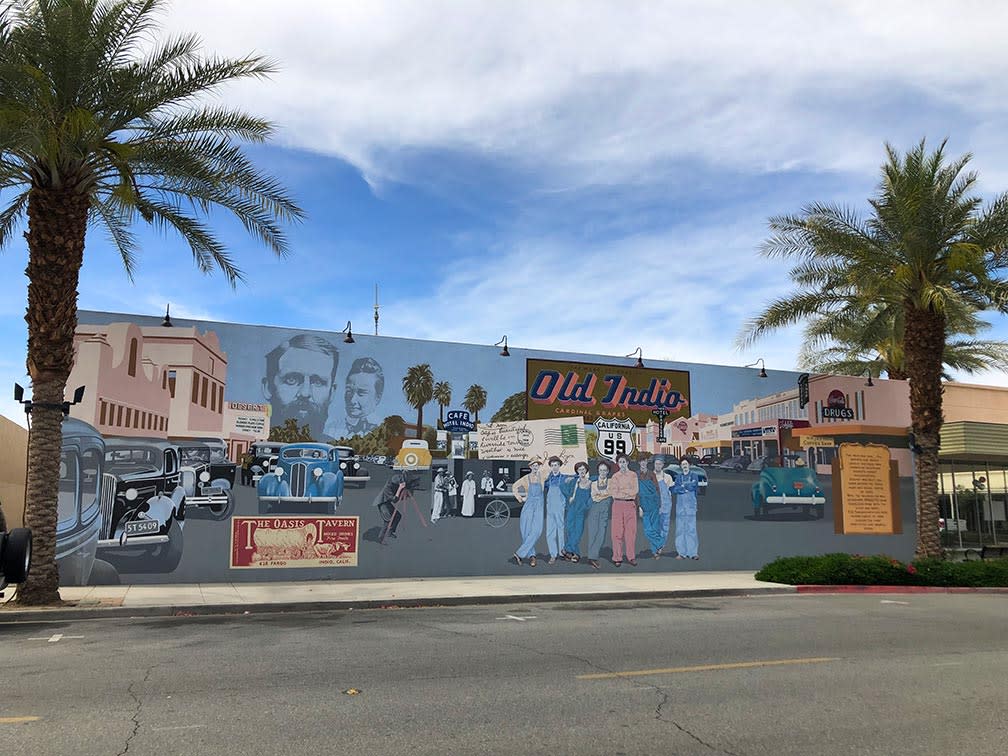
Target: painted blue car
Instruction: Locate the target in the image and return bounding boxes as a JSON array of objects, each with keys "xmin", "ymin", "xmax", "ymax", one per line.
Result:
[
  {"xmin": 257, "ymin": 443, "xmax": 344, "ymax": 515},
  {"xmin": 751, "ymin": 464, "xmax": 826, "ymax": 519}
]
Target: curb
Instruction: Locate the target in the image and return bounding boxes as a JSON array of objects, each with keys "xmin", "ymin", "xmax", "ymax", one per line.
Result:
[
  {"xmin": 0, "ymin": 585, "xmax": 795, "ymax": 623},
  {"xmin": 795, "ymin": 585, "xmax": 1008, "ymax": 594}
]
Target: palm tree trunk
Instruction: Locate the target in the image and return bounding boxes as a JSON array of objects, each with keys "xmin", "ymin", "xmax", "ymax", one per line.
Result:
[
  {"xmin": 438, "ymin": 403, "xmax": 444, "ymax": 430},
  {"xmin": 904, "ymin": 303, "xmax": 946, "ymax": 560},
  {"xmin": 416, "ymin": 407, "xmax": 423, "ymax": 438},
  {"xmin": 16, "ymin": 185, "xmax": 89, "ymax": 605}
]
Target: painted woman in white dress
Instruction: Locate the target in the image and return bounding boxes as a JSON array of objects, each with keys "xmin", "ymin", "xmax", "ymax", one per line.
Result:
[{"xmin": 461, "ymin": 471, "xmax": 477, "ymax": 517}]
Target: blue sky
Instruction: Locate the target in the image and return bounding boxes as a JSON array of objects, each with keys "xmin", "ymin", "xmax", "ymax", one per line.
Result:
[{"xmin": 4, "ymin": 0, "xmax": 1008, "ymax": 425}]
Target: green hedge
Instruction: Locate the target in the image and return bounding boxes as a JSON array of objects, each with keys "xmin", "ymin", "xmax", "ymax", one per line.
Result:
[{"xmin": 755, "ymin": 553, "xmax": 1008, "ymax": 587}]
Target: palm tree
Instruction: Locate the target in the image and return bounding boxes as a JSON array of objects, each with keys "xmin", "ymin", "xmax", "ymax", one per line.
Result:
[
  {"xmin": 739, "ymin": 139, "xmax": 1008, "ymax": 559},
  {"xmin": 402, "ymin": 364, "xmax": 434, "ymax": 437},
  {"xmin": 1, "ymin": 0, "xmax": 303, "ymax": 604},
  {"xmin": 463, "ymin": 384, "xmax": 488, "ymax": 425},
  {"xmin": 490, "ymin": 391, "xmax": 527, "ymax": 423},
  {"xmin": 795, "ymin": 300, "xmax": 1008, "ymax": 380},
  {"xmin": 433, "ymin": 381, "xmax": 452, "ymax": 429}
]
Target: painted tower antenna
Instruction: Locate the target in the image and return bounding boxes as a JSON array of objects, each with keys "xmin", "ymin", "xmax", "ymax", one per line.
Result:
[{"xmin": 374, "ymin": 283, "xmax": 380, "ymax": 336}]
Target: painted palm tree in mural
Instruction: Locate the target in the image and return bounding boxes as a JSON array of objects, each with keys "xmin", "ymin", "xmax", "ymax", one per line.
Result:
[
  {"xmin": 463, "ymin": 384, "xmax": 488, "ymax": 425},
  {"xmin": 491, "ymin": 391, "xmax": 527, "ymax": 423},
  {"xmin": 0, "ymin": 0, "xmax": 303, "ymax": 604},
  {"xmin": 402, "ymin": 364, "xmax": 435, "ymax": 438},
  {"xmin": 795, "ymin": 298, "xmax": 1008, "ymax": 381},
  {"xmin": 433, "ymin": 381, "xmax": 452, "ymax": 430},
  {"xmin": 739, "ymin": 139, "xmax": 1008, "ymax": 559}
]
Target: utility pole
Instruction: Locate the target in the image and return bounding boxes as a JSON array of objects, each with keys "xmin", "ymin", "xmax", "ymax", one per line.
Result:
[{"xmin": 374, "ymin": 283, "xmax": 380, "ymax": 336}]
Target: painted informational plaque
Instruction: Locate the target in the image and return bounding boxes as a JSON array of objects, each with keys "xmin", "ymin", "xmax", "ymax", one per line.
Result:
[
  {"xmin": 835, "ymin": 443, "xmax": 900, "ymax": 534},
  {"xmin": 525, "ymin": 359, "xmax": 690, "ymax": 426},
  {"xmin": 477, "ymin": 417, "xmax": 587, "ymax": 473},
  {"xmin": 230, "ymin": 516, "xmax": 359, "ymax": 568}
]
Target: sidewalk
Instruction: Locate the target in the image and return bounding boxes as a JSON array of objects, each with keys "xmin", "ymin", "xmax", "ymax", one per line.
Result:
[{"xmin": 0, "ymin": 571, "xmax": 792, "ymax": 622}]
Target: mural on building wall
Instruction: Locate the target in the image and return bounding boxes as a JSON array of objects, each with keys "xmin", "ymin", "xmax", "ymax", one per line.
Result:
[{"xmin": 51, "ymin": 310, "xmax": 918, "ymax": 586}]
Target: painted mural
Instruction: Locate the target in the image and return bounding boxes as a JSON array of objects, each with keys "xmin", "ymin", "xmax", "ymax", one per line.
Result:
[{"xmin": 51, "ymin": 310, "xmax": 919, "ymax": 586}]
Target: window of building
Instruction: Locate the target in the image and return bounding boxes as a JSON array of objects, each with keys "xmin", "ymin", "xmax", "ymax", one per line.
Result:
[
  {"xmin": 167, "ymin": 369, "xmax": 176, "ymax": 399},
  {"xmin": 116, "ymin": 405, "xmax": 123, "ymax": 426},
  {"xmin": 160, "ymin": 416, "xmax": 166, "ymax": 432},
  {"xmin": 125, "ymin": 407, "xmax": 132, "ymax": 427},
  {"xmin": 99, "ymin": 400, "xmax": 107, "ymax": 425},
  {"xmin": 201, "ymin": 376, "xmax": 208, "ymax": 407},
  {"xmin": 218, "ymin": 385, "xmax": 224, "ymax": 414},
  {"xmin": 127, "ymin": 338, "xmax": 138, "ymax": 377},
  {"xmin": 192, "ymin": 374, "xmax": 199, "ymax": 404}
]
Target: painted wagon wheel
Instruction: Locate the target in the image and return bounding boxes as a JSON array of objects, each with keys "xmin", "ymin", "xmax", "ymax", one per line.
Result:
[{"xmin": 484, "ymin": 499, "xmax": 510, "ymax": 528}]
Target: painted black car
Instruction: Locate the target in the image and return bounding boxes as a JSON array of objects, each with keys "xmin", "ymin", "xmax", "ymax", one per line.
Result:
[
  {"xmin": 172, "ymin": 438, "xmax": 237, "ymax": 520},
  {"xmin": 98, "ymin": 437, "xmax": 187, "ymax": 572}
]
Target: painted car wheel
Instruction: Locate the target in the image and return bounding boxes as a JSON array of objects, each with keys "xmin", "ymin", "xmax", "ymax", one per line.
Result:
[
  {"xmin": 148, "ymin": 519, "xmax": 184, "ymax": 573},
  {"xmin": 208, "ymin": 490, "xmax": 235, "ymax": 521},
  {"xmin": 484, "ymin": 499, "xmax": 510, "ymax": 528},
  {"xmin": 404, "ymin": 452, "xmax": 419, "ymax": 467}
]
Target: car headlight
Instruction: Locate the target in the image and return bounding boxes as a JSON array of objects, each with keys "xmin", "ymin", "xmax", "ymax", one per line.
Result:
[
  {"xmin": 125, "ymin": 488, "xmax": 138, "ymax": 501},
  {"xmin": 339, "ymin": 462, "xmax": 347, "ymax": 470},
  {"xmin": 199, "ymin": 471, "xmax": 211, "ymax": 483},
  {"xmin": 353, "ymin": 462, "xmax": 359, "ymax": 470},
  {"xmin": 313, "ymin": 468, "xmax": 323, "ymax": 478}
]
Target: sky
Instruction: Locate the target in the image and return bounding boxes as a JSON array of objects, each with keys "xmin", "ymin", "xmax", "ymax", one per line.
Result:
[{"xmin": 4, "ymin": 0, "xmax": 1008, "ymax": 426}]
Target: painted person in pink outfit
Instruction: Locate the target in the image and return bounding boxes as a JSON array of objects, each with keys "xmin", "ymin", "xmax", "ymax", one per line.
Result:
[{"xmin": 608, "ymin": 455, "xmax": 640, "ymax": 566}]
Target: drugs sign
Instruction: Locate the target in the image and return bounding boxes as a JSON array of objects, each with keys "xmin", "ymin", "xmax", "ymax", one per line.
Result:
[{"xmin": 595, "ymin": 417, "xmax": 636, "ymax": 460}]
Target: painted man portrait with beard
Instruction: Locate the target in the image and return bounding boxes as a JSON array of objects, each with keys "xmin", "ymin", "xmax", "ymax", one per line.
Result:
[{"xmin": 262, "ymin": 334, "xmax": 340, "ymax": 441}]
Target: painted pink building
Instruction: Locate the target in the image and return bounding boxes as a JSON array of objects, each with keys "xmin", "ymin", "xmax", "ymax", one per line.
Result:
[
  {"xmin": 68, "ymin": 322, "xmax": 227, "ymax": 440},
  {"xmin": 799, "ymin": 374, "xmax": 914, "ymax": 476}
]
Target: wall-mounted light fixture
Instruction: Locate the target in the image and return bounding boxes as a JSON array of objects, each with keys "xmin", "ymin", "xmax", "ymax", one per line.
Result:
[
  {"xmin": 745, "ymin": 358, "xmax": 768, "ymax": 378},
  {"xmin": 495, "ymin": 336, "xmax": 510, "ymax": 357},
  {"xmin": 342, "ymin": 321, "xmax": 355, "ymax": 344},
  {"xmin": 626, "ymin": 347, "xmax": 644, "ymax": 369},
  {"xmin": 14, "ymin": 382, "xmax": 85, "ymax": 415},
  {"xmin": 864, "ymin": 368, "xmax": 874, "ymax": 387}
]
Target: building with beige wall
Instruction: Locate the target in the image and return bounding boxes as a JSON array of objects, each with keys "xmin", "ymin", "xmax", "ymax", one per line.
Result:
[{"xmin": 0, "ymin": 414, "xmax": 28, "ymax": 529}]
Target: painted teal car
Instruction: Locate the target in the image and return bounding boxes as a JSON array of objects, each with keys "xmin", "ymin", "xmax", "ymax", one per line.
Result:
[
  {"xmin": 751, "ymin": 465, "xmax": 825, "ymax": 519},
  {"xmin": 257, "ymin": 443, "xmax": 345, "ymax": 515}
]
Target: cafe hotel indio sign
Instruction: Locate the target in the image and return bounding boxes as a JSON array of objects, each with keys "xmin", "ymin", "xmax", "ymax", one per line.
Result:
[{"xmin": 525, "ymin": 358, "xmax": 690, "ymax": 427}]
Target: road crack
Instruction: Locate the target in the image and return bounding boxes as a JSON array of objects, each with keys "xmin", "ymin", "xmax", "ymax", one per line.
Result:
[
  {"xmin": 117, "ymin": 663, "xmax": 158, "ymax": 756},
  {"xmin": 652, "ymin": 685, "xmax": 742, "ymax": 755}
]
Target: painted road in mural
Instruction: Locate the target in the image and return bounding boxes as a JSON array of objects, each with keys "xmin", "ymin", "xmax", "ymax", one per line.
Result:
[{"xmin": 97, "ymin": 463, "xmax": 915, "ymax": 585}]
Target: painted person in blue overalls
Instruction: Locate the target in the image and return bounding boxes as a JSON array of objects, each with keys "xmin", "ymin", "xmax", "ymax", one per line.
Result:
[
  {"xmin": 512, "ymin": 460, "xmax": 546, "ymax": 567},
  {"xmin": 544, "ymin": 456, "xmax": 577, "ymax": 565},
  {"xmin": 653, "ymin": 456, "xmax": 675, "ymax": 556},
  {"xmin": 562, "ymin": 461, "xmax": 593, "ymax": 563},
  {"xmin": 672, "ymin": 458, "xmax": 702, "ymax": 559}
]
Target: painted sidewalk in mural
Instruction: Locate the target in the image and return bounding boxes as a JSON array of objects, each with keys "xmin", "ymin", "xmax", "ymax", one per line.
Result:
[{"xmin": 110, "ymin": 465, "xmax": 916, "ymax": 585}]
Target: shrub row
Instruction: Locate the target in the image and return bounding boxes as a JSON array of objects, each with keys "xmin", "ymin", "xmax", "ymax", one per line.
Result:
[{"xmin": 755, "ymin": 553, "xmax": 1008, "ymax": 587}]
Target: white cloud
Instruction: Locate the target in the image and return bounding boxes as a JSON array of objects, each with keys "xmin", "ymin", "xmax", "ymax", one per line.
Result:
[{"xmin": 159, "ymin": 0, "xmax": 1008, "ymax": 189}]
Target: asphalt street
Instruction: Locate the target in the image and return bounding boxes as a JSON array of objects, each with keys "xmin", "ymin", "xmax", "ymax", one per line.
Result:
[
  {"xmin": 3, "ymin": 593, "xmax": 1006, "ymax": 755},
  {"xmin": 108, "ymin": 465, "xmax": 918, "ymax": 584}
]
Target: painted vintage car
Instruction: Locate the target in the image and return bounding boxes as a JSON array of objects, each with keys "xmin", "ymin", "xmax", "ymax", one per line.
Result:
[
  {"xmin": 249, "ymin": 441, "xmax": 285, "ymax": 484},
  {"xmin": 173, "ymin": 438, "xmax": 236, "ymax": 520},
  {"xmin": 257, "ymin": 442, "xmax": 345, "ymax": 515},
  {"xmin": 393, "ymin": 439, "xmax": 433, "ymax": 471},
  {"xmin": 98, "ymin": 437, "xmax": 187, "ymax": 572},
  {"xmin": 751, "ymin": 464, "xmax": 826, "ymax": 519},
  {"xmin": 333, "ymin": 445, "xmax": 370, "ymax": 487},
  {"xmin": 56, "ymin": 418, "xmax": 117, "ymax": 585}
]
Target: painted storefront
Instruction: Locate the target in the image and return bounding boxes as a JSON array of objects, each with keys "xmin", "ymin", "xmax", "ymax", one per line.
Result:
[{"xmin": 33, "ymin": 310, "xmax": 926, "ymax": 585}]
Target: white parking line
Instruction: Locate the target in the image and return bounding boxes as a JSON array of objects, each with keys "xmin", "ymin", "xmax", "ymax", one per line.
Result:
[
  {"xmin": 151, "ymin": 725, "xmax": 206, "ymax": 732},
  {"xmin": 497, "ymin": 614, "xmax": 537, "ymax": 622},
  {"xmin": 26, "ymin": 634, "xmax": 85, "ymax": 643}
]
